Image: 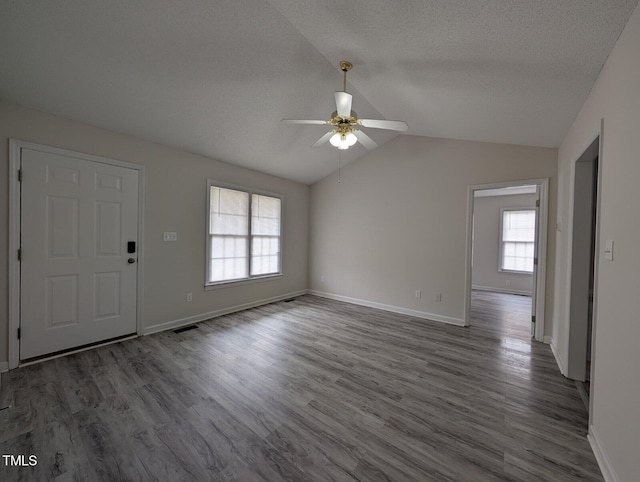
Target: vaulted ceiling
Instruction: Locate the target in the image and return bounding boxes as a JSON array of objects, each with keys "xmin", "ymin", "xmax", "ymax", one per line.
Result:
[{"xmin": 1, "ymin": 1, "xmax": 638, "ymax": 184}]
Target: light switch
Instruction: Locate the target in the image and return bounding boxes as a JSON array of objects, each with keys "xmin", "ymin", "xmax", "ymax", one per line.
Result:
[
  {"xmin": 604, "ymin": 239, "xmax": 614, "ymax": 261},
  {"xmin": 163, "ymin": 232, "xmax": 178, "ymax": 242}
]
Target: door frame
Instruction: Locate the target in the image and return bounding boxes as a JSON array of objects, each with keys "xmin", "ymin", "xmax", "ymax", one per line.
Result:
[
  {"xmin": 464, "ymin": 177, "xmax": 549, "ymax": 342},
  {"xmin": 8, "ymin": 139, "xmax": 146, "ymax": 369}
]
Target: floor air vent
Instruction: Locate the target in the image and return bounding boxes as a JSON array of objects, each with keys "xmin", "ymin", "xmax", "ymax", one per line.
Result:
[{"xmin": 174, "ymin": 325, "xmax": 198, "ymax": 334}]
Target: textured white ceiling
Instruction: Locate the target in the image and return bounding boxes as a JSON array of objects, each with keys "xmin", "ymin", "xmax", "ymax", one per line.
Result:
[{"xmin": 1, "ymin": 1, "xmax": 637, "ymax": 184}]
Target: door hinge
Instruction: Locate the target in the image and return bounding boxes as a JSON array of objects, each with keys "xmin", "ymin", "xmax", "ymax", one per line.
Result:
[
  {"xmin": 533, "ymin": 257, "xmax": 538, "ymax": 266},
  {"xmin": 17, "ymin": 248, "xmax": 21, "ymax": 261},
  {"xmin": 18, "ymin": 169, "xmax": 22, "ymax": 182},
  {"xmin": 532, "ymin": 315, "xmax": 536, "ymax": 323},
  {"xmin": 17, "ymin": 328, "xmax": 21, "ymax": 339},
  {"xmin": 536, "ymin": 199, "xmax": 540, "ymax": 208}
]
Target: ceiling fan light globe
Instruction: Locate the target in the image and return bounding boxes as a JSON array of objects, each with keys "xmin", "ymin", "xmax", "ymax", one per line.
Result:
[
  {"xmin": 329, "ymin": 133, "xmax": 342, "ymax": 147},
  {"xmin": 345, "ymin": 132, "xmax": 357, "ymax": 146}
]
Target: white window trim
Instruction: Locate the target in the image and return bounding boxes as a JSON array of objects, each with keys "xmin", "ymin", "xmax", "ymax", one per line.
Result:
[
  {"xmin": 205, "ymin": 180, "xmax": 284, "ymax": 287},
  {"xmin": 499, "ymin": 207, "xmax": 536, "ymax": 275}
]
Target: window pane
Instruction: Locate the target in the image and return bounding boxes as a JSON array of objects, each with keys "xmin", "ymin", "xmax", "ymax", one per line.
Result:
[
  {"xmin": 502, "ymin": 210, "xmax": 535, "ymax": 242},
  {"xmin": 502, "ymin": 241, "xmax": 534, "ymax": 273},
  {"xmin": 504, "ymin": 243, "xmax": 516, "ymax": 257},
  {"xmin": 252, "ymin": 195, "xmax": 281, "ymax": 236},
  {"xmin": 251, "ymin": 255, "xmax": 279, "ymax": 276},
  {"xmin": 210, "ymin": 187, "xmax": 249, "ymax": 235},
  {"xmin": 250, "ymin": 194, "xmax": 281, "ymax": 276},
  {"xmin": 251, "ymin": 236, "xmax": 280, "ymax": 275},
  {"xmin": 209, "ymin": 255, "xmax": 247, "ymax": 283},
  {"xmin": 251, "ymin": 236, "xmax": 279, "ymax": 256}
]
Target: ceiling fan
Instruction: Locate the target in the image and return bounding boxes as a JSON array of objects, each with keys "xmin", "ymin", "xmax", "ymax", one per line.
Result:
[{"xmin": 282, "ymin": 61, "xmax": 408, "ymax": 150}]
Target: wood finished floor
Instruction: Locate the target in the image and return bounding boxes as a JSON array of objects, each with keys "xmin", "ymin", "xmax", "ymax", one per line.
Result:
[{"xmin": 0, "ymin": 292, "xmax": 602, "ymax": 481}]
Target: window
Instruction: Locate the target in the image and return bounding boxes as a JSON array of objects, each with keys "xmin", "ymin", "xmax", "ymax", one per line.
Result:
[
  {"xmin": 207, "ymin": 182, "xmax": 282, "ymax": 285},
  {"xmin": 500, "ymin": 208, "xmax": 536, "ymax": 273}
]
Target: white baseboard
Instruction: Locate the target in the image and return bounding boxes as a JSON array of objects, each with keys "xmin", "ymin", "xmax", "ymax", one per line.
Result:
[
  {"xmin": 543, "ymin": 335, "xmax": 552, "ymax": 344},
  {"xmin": 549, "ymin": 338, "xmax": 567, "ymax": 376},
  {"xmin": 588, "ymin": 425, "xmax": 619, "ymax": 482},
  {"xmin": 472, "ymin": 285, "xmax": 532, "ymax": 296},
  {"xmin": 143, "ymin": 290, "xmax": 308, "ymax": 336},
  {"xmin": 0, "ymin": 361, "xmax": 8, "ymax": 389},
  {"xmin": 308, "ymin": 290, "xmax": 466, "ymax": 327}
]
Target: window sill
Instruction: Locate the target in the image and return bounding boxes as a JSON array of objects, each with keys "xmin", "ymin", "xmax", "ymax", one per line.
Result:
[{"xmin": 205, "ymin": 273, "xmax": 283, "ymax": 291}]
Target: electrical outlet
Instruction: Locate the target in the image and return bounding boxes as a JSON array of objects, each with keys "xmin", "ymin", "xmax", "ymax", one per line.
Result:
[
  {"xmin": 415, "ymin": 290, "xmax": 421, "ymax": 298},
  {"xmin": 436, "ymin": 293, "xmax": 442, "ymax": 302},
  {"xmin": 506, "ymin": 280, "xmax": 511, "ymax": 287},
  {"xmin": 186, "ymin": 293, "xmax": 192, "ymax": 302}
]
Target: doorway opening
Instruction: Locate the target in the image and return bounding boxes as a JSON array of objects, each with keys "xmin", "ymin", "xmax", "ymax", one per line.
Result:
[
  {"xmin": 464, "ymin": 179, "xmax": 549, "ymax": 342},
  {"xmin": 567, "ymin": 137, "xmax": 600, "ymax": 410}
]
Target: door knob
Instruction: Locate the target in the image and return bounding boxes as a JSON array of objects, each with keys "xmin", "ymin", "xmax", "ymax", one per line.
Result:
[{"xmin": 128, "ymin": 258, "xmax": 136, "ymax": 264}]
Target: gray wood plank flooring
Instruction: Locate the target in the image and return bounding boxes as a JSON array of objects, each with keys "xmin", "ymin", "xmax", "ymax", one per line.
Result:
[{"xmin": 0, "ymin": 292, "xmax": 602, "ymax": 481}]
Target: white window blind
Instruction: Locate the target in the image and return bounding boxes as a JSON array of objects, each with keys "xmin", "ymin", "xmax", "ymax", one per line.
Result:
[
  {"xmin": 209, "ymin": 187, "xmax": 249, "ymax": 283},
  {"xmin": 251, "ymin": 194, "xmax": 281, "ymax": 276},
  {"xmin": 501, "ymin": 209, "xmax": 536, "ymax": 273},
  {"xmin": 207, "ymin": 183, "xmax": 282, "ymax": 285}
]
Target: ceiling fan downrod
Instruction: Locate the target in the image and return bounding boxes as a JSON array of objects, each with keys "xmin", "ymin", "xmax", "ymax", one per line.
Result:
[{"xmin": 340, "ymin": 60, "xmax": 352, "ymax": 92}]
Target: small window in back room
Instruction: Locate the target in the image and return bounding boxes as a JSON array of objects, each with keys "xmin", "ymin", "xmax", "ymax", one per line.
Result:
[{"xmin": 500, "ymin": 208, "xmax": 535, "ymax": 273}]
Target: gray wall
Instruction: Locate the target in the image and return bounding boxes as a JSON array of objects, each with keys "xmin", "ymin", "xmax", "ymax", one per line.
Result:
[
  {"xmin": 0, "ymin": 101, "xmax": 309, "ymax": 366},
  {"xmin": 553, "ymin": 3, "xmax": 640, "ymax": 479},
  {"xmin": 472, "ymin": 193, "xmax": 536, "ymax": 295},
  {"xmin": 310, "ymin": 135, "xmax": 557, "ymax": 329}
]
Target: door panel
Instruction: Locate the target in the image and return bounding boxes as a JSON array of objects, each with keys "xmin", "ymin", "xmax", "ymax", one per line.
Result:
[
  {"xmin": 531, "ymin": 187, "xmax": 540, "ymax": 337},
  {"xmin": 20, "ymin": 148, "xmax": 139, "ymax": 359}
]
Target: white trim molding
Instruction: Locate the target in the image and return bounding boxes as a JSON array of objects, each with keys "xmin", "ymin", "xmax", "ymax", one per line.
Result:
[
  {"xmin": 588, "ymin": 425, "xmax": 620, "ymax": 482},
  {"xmin": 0, "ymin": 361, "xmax": 9, "ymax": 373},
  {"xmin": 465, "ymin": 177, "xmax": 549, "ymax": 341},
  {"xmin": 472, "ymin": 285, "xmax": 533, "ymax": 297},
  {"xmin": 143, "ymin": 290, "xmax": 308, "ymax": 335},
  {"xmin": 549, "ymin": 338, "xmax": 567, "ymax": 376},
  {"xmin": 308, "ymin": 290, "xmax": 465, "ymax": 327}
]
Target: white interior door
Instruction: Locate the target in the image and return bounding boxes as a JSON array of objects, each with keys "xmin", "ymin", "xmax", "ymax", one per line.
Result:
[
  {"xmin": 531, "ymin": 186, "xmax": 540, "ymax": 337},
  {"xmin": 20, "ymin": 148, "xmax": 139, "ymax": 360}
]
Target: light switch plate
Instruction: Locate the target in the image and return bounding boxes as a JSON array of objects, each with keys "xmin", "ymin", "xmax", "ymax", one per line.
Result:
[
  {"xmin": 163, "ymin": 232, "xmax": 178, "ymax": 242},
  {"xmin": 604, "ymin": 239, "xmax": 614, "ymax": 260}
]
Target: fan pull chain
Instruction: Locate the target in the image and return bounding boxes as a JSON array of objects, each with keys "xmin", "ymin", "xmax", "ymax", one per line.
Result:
[{"xmin": 338, "ymin": 151, "xmax": 342, "ymax": 183}]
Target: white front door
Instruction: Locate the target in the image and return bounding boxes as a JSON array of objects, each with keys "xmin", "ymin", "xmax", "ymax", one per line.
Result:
[{"xmin": 20, "ymin": 148, "xmax": 139, "ymax": 360}]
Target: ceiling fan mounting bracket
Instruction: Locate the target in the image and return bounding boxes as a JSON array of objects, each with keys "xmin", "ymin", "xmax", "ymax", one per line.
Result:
[{"xmin": 339, "ymin": 60, "xmax": 353, "ymax": 72}]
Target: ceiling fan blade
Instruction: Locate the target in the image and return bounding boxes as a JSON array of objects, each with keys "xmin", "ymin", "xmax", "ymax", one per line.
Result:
[
  {"xmin": 359, "ymin": 118, "xmax": 408, "ymax": 131},
  {"xmin": 281, "ymin": 119, "xmax": 328, "ymax": 125},
  {"xmin": 354, "ymin": 130, "xmax": 377, "ymax": 150},
  {"xmin": 334, "ymin": 92, "xmax": 353, "ymax": 117},
  {"xmin": 311, "ymin": 131, "xmax": 335, "ymax": 148}
]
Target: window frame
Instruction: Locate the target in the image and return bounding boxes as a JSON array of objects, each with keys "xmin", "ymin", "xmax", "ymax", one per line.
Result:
[
  {"xmin": 499, "ymin": 207, "xmax": 536, "ymax": 275},
  {"xmin": 205, "ymin": 180, "xmax": 283, "ymax": 288}
]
